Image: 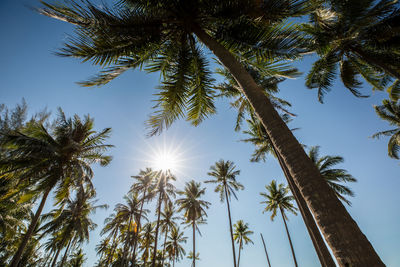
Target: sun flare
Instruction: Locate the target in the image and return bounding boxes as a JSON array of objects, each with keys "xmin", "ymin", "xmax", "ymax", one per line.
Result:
[{"xmin": 153, "ymin": 151, "xmax": 179, "ymax": 172}]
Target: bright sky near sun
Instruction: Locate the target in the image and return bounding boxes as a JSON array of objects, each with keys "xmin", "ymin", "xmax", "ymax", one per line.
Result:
[{"xmin": 1, "ymin": 1, "xmax": 399, "ymax": 266}]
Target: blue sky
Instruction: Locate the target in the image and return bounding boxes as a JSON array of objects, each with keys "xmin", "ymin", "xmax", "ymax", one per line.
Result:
[{"xmin": 1, "ymin": 1, "xmax": 399, "ymax": 266}]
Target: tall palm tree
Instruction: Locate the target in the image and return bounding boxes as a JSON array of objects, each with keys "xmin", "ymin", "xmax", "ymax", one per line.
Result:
[
  {"xmin": 308, "ymin": 146, "xmax": 357, "ymax": 205},
  {"xmin": 165, "ymin": 226, "xmax": 187, "ymax": 267},
  {"xmin": 151, "ymin": 170, "xmax": 176, "ymax": 267},
  {"xmin": 176, "ymin": 180, "xmax": 210, "ymax": 267},
  {"xmin": 261, "ymin": 180, "xmax": 298, "ymax": 267},
  {"xmin": 233, "ymin": 220, "xmax": 254, "ymax": 267},
  {"xmin": 372, "ymin": 99, "xmax": 400, "ymax": 159},
  {"xmin": 0, "ymin": 110, "xmax": 112, "ymax": 267},
  {"xmin": 139, "ymin": 222, "xmax": 155, "ymax": 264},
  {"xmin": 304, "ymin": 0, "xmax": 400, "ymax": 102},
  {"xmin": 38, "ymin": 1, "xmax": 385, "ymax": 264},
  {"xmin": 130, "ymin": 168, "xmax": 155, "ymax": 265},
  {"xmin": 206, "ymin": 159, "xmax": 244, "ymax": 267},
  {"xmin": 160, "ymin": 202, "xmax": 178, "ymax": 266}
]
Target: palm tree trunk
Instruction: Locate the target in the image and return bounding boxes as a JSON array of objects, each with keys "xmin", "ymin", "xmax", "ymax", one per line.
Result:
[
  {"xmin": 151, "ymin": 190, "xmax": 163, "ymax": 267},
  {"xmin": 122, "ymin": 215, "xmax": 133, "ymax": 266},
  {"xmin": 192, "ymin": 220, "xmax": 196, "ymax": 267},
  {"xmin": 131, "ymin": 191, "xmax": 147, "ymax": 267},
  {"xmin": 260, "ymin": 233, "xmax": 272, "ymax": 267},
  {"xmin": 274, "ymin": 145, "xmax": 335, "ymax": 267},
  {"xmin": 350, "ymin": 46, "xmax": 400, "ymax": 80},
  {"xmin": 280, "ymin": 207, "xmax": 298, "ymax": 267},
  {"xmin": 10, "ymin": 187, "xmax": 51, "ymax": 267},
  {"xmin": 51, "ymin": 245, "xmax": 64, "ymax": 267},
  {"xmin": 161, "ymin": 227, "xmax": 169, "ymax": 266},
  {"xmin": 224, "ymin": 184, "xmax": 237, "ymax": 267},
  {"xmin": 237, "ymin": 239, "xmax": 242, "ymax": 267},
  {"xmin": 192, "ymin": 24, "xmax": 384, "ymax": 266},
  {"xmin": 60, "ymin": 239, "xmax": 73, "ymax": 267}
]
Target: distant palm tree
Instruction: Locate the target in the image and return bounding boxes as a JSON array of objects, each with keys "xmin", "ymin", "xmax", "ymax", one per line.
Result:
[
  {"xmin": 308, "ymin": 146, "xmax": 357, "ymax": 205},
  {"xmin": 372, "ymin": 99, "xmax": 400, "ymax": 159},
  {"xmin": 160, "ymin": 202, "xmax": 178, "ymax": 266},
  {"xmin": 206, "ymin": 160, "xmax": 244, "ymax": 267},
  {"xmin": 261, "ymin": 180, "xmax": 298, "ymax": 267},
  {"xmin": 0, "ymin": 110, "xmax": 112, "ymax": 267},
  {"xmin": 139, "ymin": 222, "xmax": 155, "ymax": 264},
  {"xmin": 151, "ymin": 170, "xmax": 176, "ymax": 267},
  {"xmin": 233, "ymin": 220, "xmax": 254, "ymax": 267},
  {"xmin": 176, "ymin": 180, "xmax": 210, "ymax": 267},
  {"xmin": 165, "ymin": 226, "xmax": 187, "ymax": 267},
  {"xmin": 68, "ymin": 248, "xmax": 86, "ymax": 267}
]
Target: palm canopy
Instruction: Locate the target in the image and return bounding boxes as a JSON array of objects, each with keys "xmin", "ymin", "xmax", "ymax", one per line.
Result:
[
  {"xmin": 260, "ymin": 180, "xmax": 297, "ymax": 221},
  {"xmin": 205, "ymin": 160, "xmax": 244, "ymax": 201},
  {"xmin": 308, "ymin": 146, "xmax": 356, "ymax": 205},
  {"xmin": 165, "ymin": 226, "xmax": 187, "ymax": 263},
  {"xmin": 303, "ymin": 0, "xmax": 400, "ymax": 102},
  {"xmin": 39, "ymin": 0, "xmax": 309, "ymax": 135},
  {"xmin": 233, "ymin": 220, "xmax": 254, "ymax": 247},
  {"xmin": 130, "ymin": 167, "xmax": 156, "ymax": 200},
  {"xmin": 372, "ymin": 99, "xmax": 400, "ymax": 159}
]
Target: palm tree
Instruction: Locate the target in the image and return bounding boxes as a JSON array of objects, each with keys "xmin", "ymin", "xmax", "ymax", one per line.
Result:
[
  {"xmin": 176, "ymin": 180, "xmax": 210, "ymax": 267},
  {"xmin": 308, "ymin": 146, "xmax": 357, "ymax": 205},
  {"xmin": 372, "ymin": 99, "xmax": 400, "ymax": 159},
  {"xmin": 165, "ymin": 226, "xmax": 187, "ymax": 267},
  {"xmin": 151, "ymin": 170, "xmax": 176, "ymax": 267},
  {"xmin": 68, "ymin": 248, "xmax": 86, "ymax": 267},
  {"xmin": 160, "ymin": 202, "xmax": 178, "ymax": 266},
  {"xmin": 139, "ymin": 222, "xmax": 155, "ymax": 264},
  {"xmin": 130, "ymin": 168, "xmax": 155, "ymax": 265},
  {"xmin": 0, "ymin": 110, "xmax": 112, "ymax": 267},
  {"xmin": 38, "ymin": 1, "xmax": 385, "ymax": 264},
  {"xmin": 304, "ymin": 0, "xmax": 400, "ymax": 102},
  {"xmin": 187, "ymin": 252, "xmax": 200, "ymax": 267},
  {"xmin": 206, "ymin": 159, "xmax": 243, "ymax": 267},
  {"xmin": 233, "ymin": 220, "xmax": 254, "ymax": 267},
  {"xmin": 261, "ymin": 180, "xmax": 298, "ymax": 267}
]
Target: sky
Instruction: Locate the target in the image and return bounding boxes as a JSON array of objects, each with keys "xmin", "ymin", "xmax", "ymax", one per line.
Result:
[{"xmin": 1, "ymin": 1, "xmax": 399, "ymax": 266}]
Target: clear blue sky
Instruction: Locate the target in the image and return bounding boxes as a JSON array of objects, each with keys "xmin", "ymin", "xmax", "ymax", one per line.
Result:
[{"xmin": 1, "ymin": 1, "xmax": 399, "ymax": 266}]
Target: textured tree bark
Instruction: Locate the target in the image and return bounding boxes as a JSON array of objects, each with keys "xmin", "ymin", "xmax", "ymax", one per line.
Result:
[
  {"xmin": 280, "ymin": 207, "xmax": 299, "ymax": 267},
  {"xmin": 151, "ymin": 190, "xmax": 164, "ymax": 267},
  {"xmin": 192, "ymin": 25, "xmax": 384, "ymax": 266},
  {"xmin": 224, "ymin": 184, "xmax": 237, "ymax": 267},
  {"xmin": 10, "ymin": 187, "xmax": 51, "ymax": 267}
]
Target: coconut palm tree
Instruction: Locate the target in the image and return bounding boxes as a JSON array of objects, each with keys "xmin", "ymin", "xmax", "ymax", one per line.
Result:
[
  {"xmin": 206, "ymin": 159, "xmax": 244, "ymax": 267},
  {"xmin": 139, "ymin": 222, "xmax": 155, "ymax": 264},
  {"xmin": 68, "ymin": 248, "xmax": 86, "ymax": 267},
  {"xmin": 176, "ymin": 180, "xmax": 210, "ymax": 267},
  {"xmin": 308, "ymin": 146, "xmax": 357, "ymax": 205},
  {"xmin": 303, "ymin": 0, "xmax": 400, "ymax": 102},
  {"xmin": 165, "ymin": 226, "xmax": 187, "ymax": 267},
  {"xmin": 130, "ymin": 168, "xmax": 155, "ymax": 265},
  {"xmin": 0, "ymin": 110, "xmax": 112, "ymax": 267},
  {"xmin": 151, "ymin": 170, "xmax": 176, "ymax": 267},
  {"xmin": 261, "ymin": 180, "xmax": 298, "ymax": 267},
  {"xmin": 38, "ymin": 1, "xmax": 385, "ymax": 264},
  {"xmin": 160, "ymin": 202, "xmax": 178, "ymax": 266},
  {"xmin": 233, "ymin": 220, "xmax": 254, "ymax": 267},
  {"xmin": 372, "ymin": 99, "xmax": 400, "ymax": 159}
]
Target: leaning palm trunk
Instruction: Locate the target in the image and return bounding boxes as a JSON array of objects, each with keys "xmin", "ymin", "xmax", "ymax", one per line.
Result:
[
  {"xmin": 10, "ymin": 187, "xmax": 51, "ymax": 267},
  {"xmin": 224, "ymin": 184, "xmax": 237, "ymax": 267},
  {"xmin": 192, "ymin": 24, "xmax": 384, "ymax": 266},
  {"xmin": 151, "ymin": 190, "xmax": 163, "ymax": 267},
  {"xmin": 260, "ymin": 233, "xmax": 272, "ymax": 267},
  {"xmin": 280, "ymin": 207, "xmax": 298, "ymax": 267},
  {"xmin": 273, "ymin": 144, "xmax": 335, "ymax": 266}
]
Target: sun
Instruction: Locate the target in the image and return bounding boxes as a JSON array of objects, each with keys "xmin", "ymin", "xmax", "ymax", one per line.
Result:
[{"xmin": 153, "ymin": 150, "xmax": 178, "ymax": 172}]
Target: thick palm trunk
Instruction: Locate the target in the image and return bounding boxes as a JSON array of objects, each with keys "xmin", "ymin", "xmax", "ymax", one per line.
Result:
[
  {"xmin": 131, "ymin": 191, "xmax": 147, "ymax": 267},
  {"xmin": 260, "ymin": 233, "xmax": 272, "ymax": 267},
  {"xmin": 10, "ymin": 187, "xmax": 51, "ymax": 267},
  {"xmin": 151, "ymin": 190, "xmax": 163, "ymax": 267},
  {"xmin": 60, "ymin": 239, "xmax": 73, "ymax": 267},
  {"xmin": 224, "ymin": 184, "xmax": 237, "ymax": 267},
  {"xmin": 192, "ymin": 221, "xmax": 196, "ymax": 267},
  {"xmin": 161, "ymin": 227, "xmax": 168, "ymax": 266},
  {"xmin": 274, "ymin": 145, "xmax": 335, "ymax": 266},
  {"xmin": 237, "ymin": 239, "xmax": 242, "ymax": 267},
  {"xmin": 280, "ymin": 208, "xmax": 298, "ymax": 267},
  {"xmin": 192, "ymin": 25, "xmax": 384, "ymax": 266}
]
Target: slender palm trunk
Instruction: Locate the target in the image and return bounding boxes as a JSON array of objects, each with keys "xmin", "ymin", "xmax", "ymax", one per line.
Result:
[
  {"xmin": 192, "ymin": 220, "xmax": 196, "ymax": 267},
  {"xmin": 237, "ymin": 239, "xmax": 242, "ymax": 267},
  {"xmin": 151, "ymin": 190, "xmax": 163, "ymax": 267},
  {"xmin": 161, "ymin": 227, "xmax": 169, "ymax": 266},
  {"xmin": 131, "ymin": 191, "xmax": 147, "ymax": 267},
  {"xmin": 260, "ymin": 233, "xmax": 272, "ymax": 267},
  {"xmin": 60, "ymin": 239, "xmax": 73, "ymax": 267},
  {"xmin": 274, "ymin": 145, "xmax": 335, "ymax": 267},
  {"xmin": 51, "ymin": 248, "xmax": 61, "ymax": 267},
  {"xmin": 122, "ymin": 215, "xmax": 133, "ymax": 266},
  {"xmin": 10, "ymin": 187, "xmax": 51, "ymax": 267},
  {"xmin": 280, "ymin": 208, "xmax": 298, "ymax": 267},
  {"xmin": 192, "ymin": 25, "xmax": 384, "ymax": 266},
  {"xmin": 224, "ymin": 184, "xmax": 237, "ymax": 267}
]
